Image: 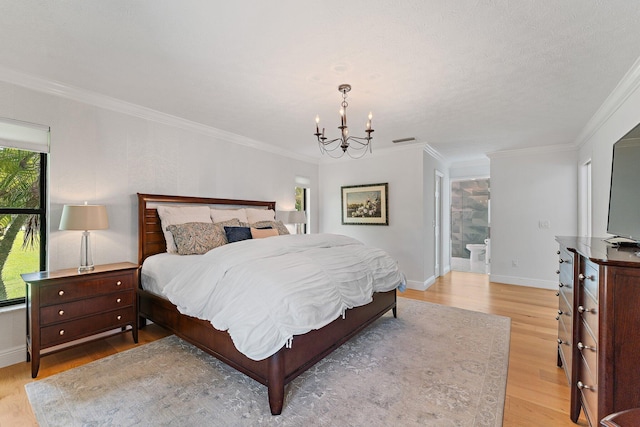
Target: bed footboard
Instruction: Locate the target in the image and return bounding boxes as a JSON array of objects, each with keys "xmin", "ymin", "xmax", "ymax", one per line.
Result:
[{"xmin": 138, "ymin": 288, "xmax": 397, "ymax": 415}]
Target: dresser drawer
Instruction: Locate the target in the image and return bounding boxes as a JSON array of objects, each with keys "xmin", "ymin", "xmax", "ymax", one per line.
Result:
[
  {"xmin": 39, "ymin": 272, "xmax": 134, "ymax": 305},
  {"xmin": 40, "ymin": 291, "xmax": 134, "ymax": 326},
  {"xmin": 578, "ymin": 288, "xmax": 598, "ymax": 338},
  {"xmin": 558, "ymin": 291, "xmax": 573, "ymax": 331},
  {"xmin": 558, "ymin": 315, "xmax": 572, "ymax": 383},
  {"xmin": 575, "ymin": 325, "xmax": 599, "ymax": 426},
  {"xmin": 579, "ymin": 369, "xmax": 598, "ymax": 427},
  {"xmin": 578, "ymin": 321, "xmax": 597, "ymax": 382},
  {"xmin": 580, "ymin": 260, "xmax": 599, "ymax": 303},
  {"xmin": 559, "ymin": 248, "xmax": 575, "ymax": 284},
  {"xmin": 40, "ymin": 307, "xmax": 135, "ymax": 347}
]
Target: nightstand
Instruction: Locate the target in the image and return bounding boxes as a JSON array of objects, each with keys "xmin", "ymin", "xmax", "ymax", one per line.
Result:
[{"xmin": 21, "ymin": 262, "xmax": 139, "ymax": 378}]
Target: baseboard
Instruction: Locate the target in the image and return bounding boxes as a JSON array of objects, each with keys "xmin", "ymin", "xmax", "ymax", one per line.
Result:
[
  {"xmin": 0, "ymin": 344, "xmax": 26, "ymax": 369},
  {"xmin": 406, "ymin": 276, "xmax": 436, "ymax": 291},
  {"xmin": 489, "ymin": 274, "xmax": 556, "ymax": 290}
]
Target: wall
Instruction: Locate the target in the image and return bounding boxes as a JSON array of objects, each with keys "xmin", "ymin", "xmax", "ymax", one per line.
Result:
[
  {"xmin": 578, "ymin": 59, "xmax": 640, "ymax": 237},
  {"xmin": 0, "ymin": 80, "xmax": 319, "ymax": 367},
  {"xmin": 489, "ymin": 147, "xmax": 577, "ymax": 289},
  {"xmin": 318, "ymin": 144, "xmax": 449, "ymax": 289}
]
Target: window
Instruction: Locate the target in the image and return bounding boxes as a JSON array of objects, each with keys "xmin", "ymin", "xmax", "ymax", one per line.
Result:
[
  {"xmin": 295, "ymin": 186, "xmax": 309, "ymax": 234},
  {"xmin": 0, "ymin": 118, "xmax": 49, "ymax": 306}
]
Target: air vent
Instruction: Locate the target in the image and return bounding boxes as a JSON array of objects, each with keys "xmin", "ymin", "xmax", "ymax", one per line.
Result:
[{"xmin": 392, "ymin": 137, "xmax": 416, "ymax": 143}]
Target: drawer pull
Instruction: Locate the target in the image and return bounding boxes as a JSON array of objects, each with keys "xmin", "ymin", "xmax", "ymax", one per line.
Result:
[
  {"xmin": 577, "ymin": 381, "xmax": 593, "ymax": 391},
  {"xmin": 559, "ymin": 282, "xmax": 564, "ymax": 288},
  {"xmin": 555, "ymin": 291, "xmax": 560, "ymax": 297},
  {"xmin": 557, "ymin": 250, "xmax": 561, "ymax": 255},
  {"xmin": 116, "ymin": 281, "xmax": 122, "ymax": 286},
  {"xmin": 557, "ymin": 310, "xmax": 564, "ymax": 315},
  {"xmin": 58, "ymin": 310, "xmax": 64, "ymax": 316},
  {"xmin": 556, "ymin": 270, "xmax": 560, "ymax": 275},
  {"xmin": 577, "ymin": 342, "xmax": 595, "ymax": 352},
  {"xmin": 59, "ymin": 329, "xmax": 65, "ymax": 336},
  {"xmin": 579, "ymin": 273, "xmax": 595, "ymax": 281},
  {"xmin": 557, "ymin": 338, "xmax": 566, "ymax": 345},
  {"xmin": 117, "ymin": 315, "xmax": 122, "ymax": 320},
  {"xmin": 559, "ymin": 258, "xmax": 570, "ymax": 264},
  {"xmin": 578, "ymin": 305, "xmax": 596, "ymax": 314},
  {"xmin": 116, "ymin": 298, "xmax": 122, "ymax": 303},
  {"xmin": 58, "ymin": 290, "xmax": 65, "ymax": 296}
]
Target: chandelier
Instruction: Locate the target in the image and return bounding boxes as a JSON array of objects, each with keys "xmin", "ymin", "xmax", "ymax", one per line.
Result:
[{"xmin": 314, "ymin": 84, "xmax": 374, "ymax": 158}]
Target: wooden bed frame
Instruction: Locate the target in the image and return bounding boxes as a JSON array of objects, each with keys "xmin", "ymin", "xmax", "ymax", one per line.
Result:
[{"xmin": 137, "ymin": 193, "xmax": 397, "ymax": 415}]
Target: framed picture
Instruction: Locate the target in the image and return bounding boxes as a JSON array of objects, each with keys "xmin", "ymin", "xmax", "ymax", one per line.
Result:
[{"xmin": 341, "ymin": 183, "xmax": 389, "ymax": 225}]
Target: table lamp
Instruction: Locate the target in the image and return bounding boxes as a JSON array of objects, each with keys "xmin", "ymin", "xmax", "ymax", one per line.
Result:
[
  {"xmin": 276, "ymin": 210, "xmax": 307, "ymax": 234},
  {"xmin": 59, "ymin": 202, "xmax": 109, "ymax": 272}
]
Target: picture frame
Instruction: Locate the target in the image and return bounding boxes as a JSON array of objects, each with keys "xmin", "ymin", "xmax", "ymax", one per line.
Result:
[{"xmin": 341, "ymin": 183, "xmax": 389, "ymax": 225}]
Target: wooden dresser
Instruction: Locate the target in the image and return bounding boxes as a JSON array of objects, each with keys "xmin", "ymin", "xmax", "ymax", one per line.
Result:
[
  {"xmin": 22, "ymin": 262, "xmax": 138, "ymax": 378},
  {"xmin": 555, "ymin": 237, "xmax": 640, "ymax": 426}
]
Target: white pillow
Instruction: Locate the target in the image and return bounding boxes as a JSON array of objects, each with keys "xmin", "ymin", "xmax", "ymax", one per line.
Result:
[
  {"xmin": 245, "ymin": 208, "xmax": 276, "ymax": 223},
  {"xmin": 156, "ymin": 205, "xmax": 212, "ymax": 253},
  {"xmin": 210, "ymin": 208, "xmax": 248, "ymax": 223}
]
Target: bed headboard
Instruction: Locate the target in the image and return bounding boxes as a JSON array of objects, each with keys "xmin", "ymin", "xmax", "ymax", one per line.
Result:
[{"xmin": 137, "ymin": 193, "xmax": 276, "ymax": 265}]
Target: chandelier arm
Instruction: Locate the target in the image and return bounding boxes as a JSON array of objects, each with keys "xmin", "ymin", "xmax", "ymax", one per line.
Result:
[
  {"xmin": 347, "ymin": 136, "xmax": 373, "ymax": 143},
  {"xmin": 317, "ymin": 136, "xmax": 343, "ymax": 145}
]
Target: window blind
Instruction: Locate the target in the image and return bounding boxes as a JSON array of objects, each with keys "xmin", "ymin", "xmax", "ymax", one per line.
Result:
[{"xmin": 0, "ymin": 117, "xmax": 50, "ymax": 153}]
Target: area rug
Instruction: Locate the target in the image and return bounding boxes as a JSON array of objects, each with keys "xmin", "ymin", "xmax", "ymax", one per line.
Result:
[{"xmin": 25, "ymin": 299, "xmax": 510, "ymax": 426}]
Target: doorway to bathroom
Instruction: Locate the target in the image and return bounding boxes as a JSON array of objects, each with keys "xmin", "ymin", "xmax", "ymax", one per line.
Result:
[{"xmin": 450, "ymin": 178, "xmax": 490, "ymax": 274}]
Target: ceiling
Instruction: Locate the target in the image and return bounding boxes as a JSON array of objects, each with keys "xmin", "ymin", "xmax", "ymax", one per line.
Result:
[{"xmin": 2, "ymin": 1, "xmax": 640, "ymax": 163}]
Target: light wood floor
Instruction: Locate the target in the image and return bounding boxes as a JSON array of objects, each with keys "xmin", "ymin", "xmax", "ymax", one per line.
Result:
[{"xmin": 0, "ymin": 271, "xmax": 587, "ymax": 426}]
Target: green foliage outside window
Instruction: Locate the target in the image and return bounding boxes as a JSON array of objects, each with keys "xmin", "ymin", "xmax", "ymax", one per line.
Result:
[
  {"xmin": 0, "ymin": 147, "xmax": 43, "ymax": 303},
  {"xmin": 295, "ymin": 187, "xmax": 304, "ymax": 212}
]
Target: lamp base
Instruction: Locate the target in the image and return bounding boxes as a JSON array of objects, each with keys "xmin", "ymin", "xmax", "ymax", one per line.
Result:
[{"xmin": 79, "ymin": 231, "xmax": 94, "ymax": 273}]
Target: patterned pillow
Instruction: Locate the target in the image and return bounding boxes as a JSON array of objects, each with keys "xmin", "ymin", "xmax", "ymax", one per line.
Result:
[
  {"xmin": 251, "ymin": 220, "xmax": 290, "ymax": 235},
  {"xmin": 156, "ymin": 205, "xmax": 212, "ymax": 254},
  {"xmin": 167, "ymin": 218, "xmax": 240, "ymax": 255}
]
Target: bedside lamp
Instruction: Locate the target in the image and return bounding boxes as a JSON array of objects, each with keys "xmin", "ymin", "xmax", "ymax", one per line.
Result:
[
  {"xmin": 59, "ymin": 203, "xmax": 109, "ymax": 272},
  {"xmin": 276, "ymin": 210, "xmax": 307, "ymax": 234}
]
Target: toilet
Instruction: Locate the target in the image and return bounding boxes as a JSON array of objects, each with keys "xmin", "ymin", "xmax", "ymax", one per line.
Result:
[{"xmin": 466, "ymin": 243, "xmax": 486, "ymax": 263}]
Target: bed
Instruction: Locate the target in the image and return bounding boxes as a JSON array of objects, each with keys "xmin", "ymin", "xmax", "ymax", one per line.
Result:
[{"xmin": 136, "ymin": 193, "xmax": 399, "ymax": 415}]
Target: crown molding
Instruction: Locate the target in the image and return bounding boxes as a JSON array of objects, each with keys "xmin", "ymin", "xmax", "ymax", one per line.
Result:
[
  {"xmin": 0, "ymin": 66, "xmax": 317, "ymax": 164},
  {"xmin": 574, "ymin": 55, "xmax": 640, "ymax": 148},
  {"xmin": 423, "ymin": 144, "xmax": 447, "ymax": 163},
  {"xmin": 487, "ymin": 143, "xmax": 577, "ymax": 159}
]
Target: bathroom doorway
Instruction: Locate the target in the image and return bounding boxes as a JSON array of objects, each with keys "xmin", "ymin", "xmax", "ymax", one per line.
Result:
[{"xmin": 450, "ymin": 178, "xmax": 490, "ymax": 274}]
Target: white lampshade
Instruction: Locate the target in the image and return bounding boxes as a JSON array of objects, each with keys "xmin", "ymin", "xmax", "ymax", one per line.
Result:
[
  {"xmin": 276, "ymin": 210, "xmax": 306, "ymax": 224},
  {"xmin": 59, "ymin": 204, "xmax": 109, "ymax": 231},
  {"xmin": 288, "ymin": 210, "xmax": 306, "ymax": 224}
]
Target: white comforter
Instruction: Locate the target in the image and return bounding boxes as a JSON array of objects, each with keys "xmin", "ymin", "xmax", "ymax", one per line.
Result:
[{"xmin": 162, "ymin": 233, "xmax": 405, "ymax": 361}]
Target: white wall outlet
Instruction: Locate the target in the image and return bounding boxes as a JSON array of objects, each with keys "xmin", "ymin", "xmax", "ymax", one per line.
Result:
[{"xmin": 538, "ymin": 220, "xmax": 551, "ymax": 229}]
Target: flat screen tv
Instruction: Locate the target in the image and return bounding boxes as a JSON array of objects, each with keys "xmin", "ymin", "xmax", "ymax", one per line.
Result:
[{"xmin": 606, "ymin": 122, "xmax": 640, "ymax": 245}]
